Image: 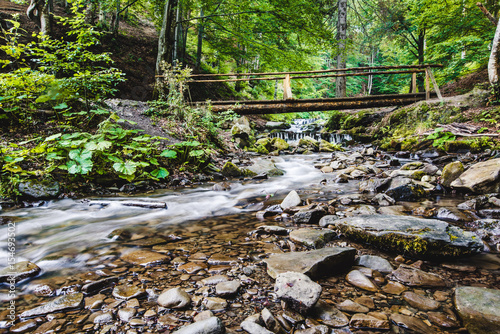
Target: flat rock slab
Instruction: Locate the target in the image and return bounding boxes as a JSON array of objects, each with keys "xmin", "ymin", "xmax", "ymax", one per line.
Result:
[
  {"xmin": 388, "ymin": 265, "xmax": 446, "ymax": 288},
  {"xmin": 451, "ymin": 158, "xmax": 500, "ymax": 194},
  {"xmin": 0, "ymin": 261, "xmax": 41, "ymax": 284},
  {"xmin": 264, "ymin": 247, "xmax": 356, "ymax": 279},
  {"xmin": 356, "ymin": 255, "xmax": 393, "ymax": 274},
  {"xmin": 289, "ymin": 229, "xmax": 336, "ymax": 248},
  {"xmin": 454, "ymin": 286, "xmax": 500, "ymax": 334},
  {"xmin": 319, "ymin": 214, "xmax": 482, "ymax": 259},
  {"xmin": 390, "ymin": 314, "xmax": 430, "ymax": 334},
  {"xmin": 172, "ymin": 317, "xmax": 225, "ymax": 334},
  {"xmin": 20, "ymin": 293, "xmax": 83, "ymax": 318},
  {"xmin": 275, "ymin": 272, "xmax": 322, "ymax": 314},
  {"xmin": 121, "ymin": 250, "xmax": 170, "ymax": 267}
]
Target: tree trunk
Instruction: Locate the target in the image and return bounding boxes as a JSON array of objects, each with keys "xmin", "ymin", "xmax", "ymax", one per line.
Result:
[
  {"xmin": 40, "ymin": 0, "xmax": 52, "ymax": 35},
  {"xmin": 173, "ymin": 1, "xmax": 182, "ymax": 64},
  {"xmin": 113, "ymin": 0, "xmax": 120, "ymax": 33},
  {"xmin": 335, "ymin": 0, "xmax": 347, "ymax": 97},
  {"xmin": 488, "ymin": 17, "xmax": 500, "ymax": 86},
  {"xmin": 156, "ymin": 0, "xmax": 175, "ymax": 86},
  {"xmin": 98, "ymin": 3, "xmax": 107, "ymax": 29},
  {"xmin": 85, "ymin": 1, "xmax": 97, "ymax": 25},
  {"xmin": 196, "ymin": 8, "xmax": 204, "ymax": 69},
  {"xmin": 417, "ymin": 30, "xmax": 425, "ymax": 91}
]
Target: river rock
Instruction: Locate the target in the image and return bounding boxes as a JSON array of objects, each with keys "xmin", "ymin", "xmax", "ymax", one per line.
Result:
[
  {"xmin": 309, "ymin": 300, "xmax": 349, "ymax": 327},
  {"xmin": 18, "ymin": 179, "xmax": 60, "ymax": 199},
  {"xmin": 0, "ymin": 261, "xmax": 41, "ymax": 283},
  {"xmin": 266, "ymin": 121, "xmax": 290, "ymax": 130},
  {"xmin": 203, "ymin": 297, "xmax": 227, "ymax": 311},
  {"xmin": 298, "ymin": 136, "xmax": 319, "ymax": 152},
  {"xmin": 381, "ymin": 281, "xmax": 407, "ymax": 295},
  {"xmin": 454, "ymin": 286, "xmax": 500, "ymax": 334},
  {"xmin": 261, "ymin": 308, "xmax": 285, "ymax": 334},
  {"xmin": 441, "ymin": 161, "xmax": 464, "ymax": 187},
  {"xmin": 216, "ymin": 280, "xmax": 241, "ymax": 296},
  {"xmin": 280, "ymin": 190, "xmax": 301, "ymax": 210},
  {"xmin": 9, "ymin": 319, "xmax": 38, "ymax": 333},
  {"xmin": 275, "ymin": 272, "xmax": 322, "ymax": 313},
  {"xmin": 451, "ymin": 158, "xmax": 500, "ymax": 193},
  {"xmin": 319, "ymin": 140, "xmax": 339, "ymax": 152},
  {"xmin": 244, "ymin": 158, "xmax": 284, "ymax": 177},
  {"xmin": 264, "ymin": 247, "xmax": 356, "ymax": 279},
  {"xmin": 222, "ymin": 161, "xmax": 243, "ymax": 177},
  {"xmin": 231, "ymin": 116, "xmax": 252, "ymax": 147},
  {"xmin": 356, "ymin": 255, "xmax": 393, "ymax": 274},
  {"xmin": 402, "ymin": 291, "xmax": 440, "ymax": 311},
  {"xmin": 20, "ymin": 292, "xmax": 83, "ymax": 318},
  {"xmin": 118, "ymin": 307, "xmax": 137, "ymax": 322},
  {"xmin": 240, "ymin": 319, "xmax": 274, "ymax": 334},
  {"xmin": 473, "ymin": 219, "xmax": 500, "ymax": 249},
  {"xmin": 359, "ymin": 178, "xmax": 390, "ymax": 193},
  {"xmin": 173, "ymin": 317, "xmax": 225, "ymax": 334},
  {"xmin": 319, "ymin": 214, "xmax": 483, "ymax": 258},
  {"xmin": 337, "ymin": 299, "xmax": 369, "ymax": 313},
  {"xmin": 427, "ymin": 311, "xmax": 460, "ymax": 328},
  {"xmin": 292, "ymin": 207, "xmax": 327, "ymax": 224},
  {"xmin": 349, "ymin": 313, "xmax": 390, "ymax": 330},
  {"xmin": 121, "ymin": 249, "xmax": 169, "ymax": 267},
  {"xmin": 385, "ymin": 183, "xmax": 427, "ymax": 201},
  {"xmin": 272, "ymin": 137, "xmax": 289, "ymax": 151},
  {"xmin": 388, "ymin": 264, "xmax": 446, "ymax": 287},
  {"xmin": 390, "ymin": 314, "xmax": 430, "ymax": 333},
  {"xmin": 289, "ymin": 229, "xmax": 336, "ymax": 248},
  {"xmin": 157, "ymin": 287, "xmax": 191, "ymax": 308},
  {"xmin": 112, "ymin": 284, "xmax": 146, "ymax": 300},
  {"xmin": 345, "ymin": 270, "xmax": 378, "ymax": 292}
]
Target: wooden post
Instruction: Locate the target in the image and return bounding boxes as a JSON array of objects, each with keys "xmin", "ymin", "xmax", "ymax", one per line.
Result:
[
  {"xmin": 283, "ymin": 74, "xmax": 293, "ymax": 100},
  {"xmin": 412, "ymin": 72, "xmax": 417, "ymax": 93},
  {"xmin": 427, "ymin": 67, "xmax": 443, "ymax": 101},
  {"xmin": 425, "ymin": 68, "xmax": 430, "ymax": 100}
]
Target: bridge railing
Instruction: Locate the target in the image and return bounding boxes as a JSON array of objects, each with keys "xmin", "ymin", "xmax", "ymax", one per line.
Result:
[{"xmin": 189, "ymin": 64, "xmax": 443, "ymax": 101}]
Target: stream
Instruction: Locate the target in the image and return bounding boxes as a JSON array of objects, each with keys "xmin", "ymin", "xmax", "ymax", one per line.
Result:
[{"xmin": 1, "ymin": 144, "xmax": 499, "ymax": 333}]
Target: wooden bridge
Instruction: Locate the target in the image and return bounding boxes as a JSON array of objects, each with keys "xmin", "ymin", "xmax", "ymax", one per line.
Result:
[{"xmin": 188, "ymin": 65, "xmax": 443, "ymax": 114}]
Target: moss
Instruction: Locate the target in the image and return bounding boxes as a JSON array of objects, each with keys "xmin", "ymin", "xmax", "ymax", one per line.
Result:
[{"xmin": 221, "ymin": 161, "xmax": 243, "ymax": 177}]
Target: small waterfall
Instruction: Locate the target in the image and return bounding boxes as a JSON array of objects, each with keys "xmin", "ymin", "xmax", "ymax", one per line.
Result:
[{"xmin": 269, "ymin": 119, "xmax": 352, "ymax": 144}]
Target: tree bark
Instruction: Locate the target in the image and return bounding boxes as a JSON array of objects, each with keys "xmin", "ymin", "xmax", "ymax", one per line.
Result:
[
  {"xmin": 40, "ymin": 0, "xmax": 52, "ymax": 35},
  {"xmin": 489, "ymin": 17, "xmax": 500, "ymax": 86},
  {"xmin": 156, "ymin": 0, "xmax": 175, "ymax": 85},
  {"xmin": 336, "ymin": 0, "xmax": 347, "ymax": 97},
  {"xmin": 196, "ymin": 8, "xmax": 204, "ymax": 69}
]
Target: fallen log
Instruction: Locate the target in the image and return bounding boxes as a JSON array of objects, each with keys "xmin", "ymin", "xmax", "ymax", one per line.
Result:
[{"xmin": 86, "ymin": 200, "xmax": 168, "ymax": 209}]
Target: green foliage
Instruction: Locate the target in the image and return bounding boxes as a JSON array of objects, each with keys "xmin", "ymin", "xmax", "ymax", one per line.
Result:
[
  {"xmin": 426, "ymin": 128, "xmax": 456, "ymax": 150},
  {"xmin": 0, "ymin": 4, "xmax": 124, "ymax": 126}
]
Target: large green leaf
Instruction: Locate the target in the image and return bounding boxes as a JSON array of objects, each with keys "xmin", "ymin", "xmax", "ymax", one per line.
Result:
[
  {"xmin": 151, "ymin": 167, "xmax": 169, "ymax": 179},
  {"xmin": 160, "ymin": 149, "xmax": 177, "ymax": 159},
  {"xmin": 113, "ymin": 161, "xmax": 137, "ymax": 175},
  {"xmin": 85, "ymin": 140, "xmax": 112, "ymax": 151}
]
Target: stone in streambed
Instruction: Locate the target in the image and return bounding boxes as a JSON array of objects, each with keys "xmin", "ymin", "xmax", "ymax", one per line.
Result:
[
  {"xmin": 402, "ymin": 291, "xmax": 440, "ymax": 311},
  {"xmin": 264, "ymin": 247, "xmax": 356, "ymax": 279},
  {"xmin": 441, "ymin": 161, "xmax": 464, "ymax": 187},
  {"xmin": 172, "ymin": 317, "xmax": 225, "ymax": 334},
  {"xmin": 216, "ymin": 280, "xmax": 241, "ymax": 297},
  {"xmin": 18, "ymin": 179, "xmax": 60, "ymax": 199},
  {"xmin": 337, "ymin": 299, "xmax": 369, "ymax": 313},
  {"xmin": 20, "ymin": 292, "xmax": 83, "ymax": 318},
  {"xmin": 454, "ymin": 286, "xmax": 500, "ymax": 334},
  {"xmin": 427, "ymin": 312, "xmax": 460, "ymax": 328},
  {"xmin": 292, "ymin": 208, "xmax": 327, "ymax": 224},
  {"xmin": 240, "ymin": 319, "xmax": 274, "ymax": 334},
  {"xmin": 121, "ymin": 249, "xmax": 170, "ymax": 267},
  {"xmin": 289, "ymin": 229, "xmax": 336, "ymax": 248},
  {"xmin": 309, "ymin": 300, "xmax": 349, "ymax": 328},
  {"xmin": 275, "ymin": 272, "xmax": 321, "ymax": 313},
  {"xmin": 388, "ymin": 264, "xmax": 446, "ymax": 287},
  {"xmin": 0, "ymin": 261, "xmax": 41, "ymax": 284},
  {"xmin": 349, "ymin": 313, "xmax": 390, "ymax": 330},
  {"xmin": 390, "ymin": 314, "xmax": 430, "ymax": 334},
  {"xmin": 451, "ymin": 158, "xmax": 500, "ymax": 194},
  {"xmin": 345, "ymin": 270, "xmax": 378, "ymax": 292},
  {"xmin": 157, "ymin": 287, "xmax": 191, "ymax": 309},
  {"xmin": 281, "ymin": 190, "xmax": 301, "ymax": 210},
  {"xmin": 319, "ymin": 214, "xmax": 482, "ymax": 259},
  {"xmin": 112, "ymin": 284, "xmax": 146, "ymax": 300},
  {"xmin": 356, "ymin": 255, "xmax": 393, "ymax": 274}
]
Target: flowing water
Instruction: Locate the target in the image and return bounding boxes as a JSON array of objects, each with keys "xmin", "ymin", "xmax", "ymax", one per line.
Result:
[
  {"xmin": 0, "ymin": 154, "xmax": 361, "ymax": 281},
  {"xmin": 269, "ymin": 118, "xmax": 352, "ymax": 144}
]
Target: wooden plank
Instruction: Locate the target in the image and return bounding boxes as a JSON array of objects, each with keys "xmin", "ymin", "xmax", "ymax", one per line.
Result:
[
  {"xmin": 204, "ymin": 93, "xmax": 434, "ymax": 114},
  {"xmin": 427, "ymin": 67, "xmax": 443, "ymax": 101},
  {"xmin": 186, "ymin": 64, "xmax": 443, "ymax": 78},
  {"xmin": 412, "ymin": 72, "xmax": 417, "ymax": 93},
  {"xmin": 283, "ymin": 74, "xmax": 293, "ymax": 100},
  {"xmin": 190, "ymin": 69, "xmax": 426, "ymax": 83},
  {"xmin": 425, "ymin": 68, "xmax": 430, "ymax": 100}
]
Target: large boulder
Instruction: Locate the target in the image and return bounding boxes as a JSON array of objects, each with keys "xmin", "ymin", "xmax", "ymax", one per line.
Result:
[
  {"xmin": 441, "ymin": 161, "xmax": 464, "ymax": 187},
  {"xmin": 319, "ymin": 215, "xmax": 483, "ymax": 259},
  {"xmin": 231, "ymin": 116, "xmax": 253, "ymax": 148},
  {"xmin": 454, "ymin": 286, "xmax": 500, "ymax": 334},
  {"xmin": 243, "ymin": 158, "xmax": 284, "ymax": 177},
  {"xmin": 451, "ymin": 158, "xmax": 500, "ymax": 193},
  {"xmin": 264, "ymin": 247, "xmax": 356, "ymax": 279},
  {"xmin": 18, "ymin": 179, "xmax": 60, "ymax": 199}
]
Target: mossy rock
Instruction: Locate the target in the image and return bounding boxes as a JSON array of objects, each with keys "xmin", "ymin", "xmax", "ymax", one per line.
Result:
[
  {"xmin": 18, "ymin": 179, "xmax": 60, "ymax": 199},
  {"xmin": 441, "ymin": 161, "xmax": 464, "ymax": 187},
  {"xmin": 298, "ymin": 136, "xmax": 319, "ymax": 151},
  {"xmin": 319, "ymin": 214, "xmax": 483, "ymax": 259},
  {"xmin": 221, "ymin": 161, "xmax": 243, "ymax": 177},
  {"xmin": 271, "ymin": 137, "xmax": 289, "ymax": 151}
]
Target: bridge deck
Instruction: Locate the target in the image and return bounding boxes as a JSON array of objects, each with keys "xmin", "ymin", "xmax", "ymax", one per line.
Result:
[{"xmin": 192, "ymin": 92, "xmax": 435, "ymax": 114}]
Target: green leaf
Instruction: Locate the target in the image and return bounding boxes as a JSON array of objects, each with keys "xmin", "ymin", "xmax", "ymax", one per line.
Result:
[
  {"xmin": 189, "ymin": 150, "xmax": 205, "ymax": 158},
  {"xmin": 113, "ymin": 161, "xmax": 137, "ymax": 175},
  {"xmin": 151, "ymin": 167, "xmax": 169, "ymax": 179},
  {"xmin": 45, "ymin": 133, "xmax": 62, "ymax": 141},
  {"xmin": 160, "ymin": 149, "xmax": 177, "ymax": 159},
  {"xmin": 85, "ymin": 140, "xmax": 112, "ymax": 151},
  {"xmin": 53, "ymin": 102, "xmax": 69, "ymax": 110}
]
